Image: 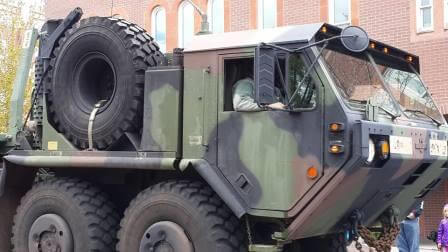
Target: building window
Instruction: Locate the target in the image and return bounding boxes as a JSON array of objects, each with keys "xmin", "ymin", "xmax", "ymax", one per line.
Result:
[
  {"xmin": 151, "ymin": 7, "xmax": 166, "ymax": 53},
  {"xmin": 329, "ymin": 0, "xmax": 351, "ymax": 26},
  {"xmin": 257, "ymin": 0, "xmax": 277, "ymax": 29},
  {"xmin": 208, "ymin": 0, "xmax": 224, "ymax": 33},
  {"xmin": 178, "ymin": 1, "xmax": 195, "ymax": 48},
  {"xmin": 444, "ymin": 0, "xmax": 448, "ymax": 28},
  {"xmin": 417, "ymin": 0, "xmax": 433, "ymax": 32}
]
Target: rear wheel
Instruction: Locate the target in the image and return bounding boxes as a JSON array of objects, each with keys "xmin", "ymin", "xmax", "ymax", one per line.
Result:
[
  {"xmin": 117, "ymin": 180, "xmax": 246, "ymax": 252},
  {"xmin": 11, "ymin": 177, "xmax": 119, "ymax": 252}
]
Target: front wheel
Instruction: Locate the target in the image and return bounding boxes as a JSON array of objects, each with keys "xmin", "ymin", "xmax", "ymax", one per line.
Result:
[
  {"xmin": 11, "ymin": 177, "xmax": 119, "ymax": 252},
  {"xmin": 117, "ymin": 180, "xmax": 246, "ymax": 252}
]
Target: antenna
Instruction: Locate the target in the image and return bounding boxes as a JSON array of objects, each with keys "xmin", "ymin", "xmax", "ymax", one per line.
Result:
[{"xmin": 185, "ymin": 0, "xmax": 210, "ymax": 34}]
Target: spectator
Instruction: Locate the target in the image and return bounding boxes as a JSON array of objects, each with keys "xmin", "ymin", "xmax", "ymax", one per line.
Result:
[{"xmin": 396, "ymin": 201, "xmax": 424, "ymax": 252}]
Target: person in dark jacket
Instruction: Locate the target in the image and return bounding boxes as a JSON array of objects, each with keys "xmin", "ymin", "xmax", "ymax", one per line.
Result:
[
  {"xmin": 396, "ymin": 201, "xmax": 424, "ymax": 252},
  {"xmin": 437, "ymin": 204, "xmax": 448, "ymax": 251}
]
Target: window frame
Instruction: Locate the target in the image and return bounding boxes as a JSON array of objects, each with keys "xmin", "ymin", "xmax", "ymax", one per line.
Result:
[
  {"xmin": 445, "ymin": 0, "xmax": 448, "ymax": 29},
  {"xmin": 416, "ymin": 0, "xmax": 434, "ymax": 33},
  {"xmin": 207, "ymin": 0, "xmax": 225, "ymax": 33},
  {"xmin": 151, "ymin": 6, "xmax": 167, "ymax": 53},
  {"xmin": 257, "ymin": 0, "xmax": 277, "ymax": 29},
  {"xmin": 328, "ymin": 0, "xmax": 351, "ymax": 27},
  {"xmin": 178, "ymin": 1, "xmax": 195, "ymax": 48}
]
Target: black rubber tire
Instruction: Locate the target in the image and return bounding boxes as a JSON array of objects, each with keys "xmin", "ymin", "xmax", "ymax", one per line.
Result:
[
  {"xmin": 46, "ymin": 17, "xmax": 165, "ymax": 149},
  {"xmin": 117, "ymin": 180, "xmax": 246, "ymax": 252},
  {"xmin": 11, "ymin": 177, "xmax": 119, "ymax": 252}
]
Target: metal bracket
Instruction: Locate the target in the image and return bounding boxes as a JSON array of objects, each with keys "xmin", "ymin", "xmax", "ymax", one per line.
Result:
[
  {"xmin": 87, "ymin": 100, "xmax": 107, "ymax": 151},
  {"xmin": 248, "ymin": 244, "xmax": 283, "ymax": 252},
  {"xmin": 380, "ymin": 205, "xmax": 400, "ymax": 227},
  {"xmin": 366, "ymin": 103, "xmax": 378, "ymax": 122}
]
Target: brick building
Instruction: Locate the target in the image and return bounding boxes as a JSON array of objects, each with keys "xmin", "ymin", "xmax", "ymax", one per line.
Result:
[{"xmin": 45, "ymin": 0, "xmax": 448, "ymax": 240}]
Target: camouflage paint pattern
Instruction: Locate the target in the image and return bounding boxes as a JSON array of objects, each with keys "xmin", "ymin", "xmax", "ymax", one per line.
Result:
[{"xmin": 4, "ymin": 23, "xmax": 448, "ymax": 244}]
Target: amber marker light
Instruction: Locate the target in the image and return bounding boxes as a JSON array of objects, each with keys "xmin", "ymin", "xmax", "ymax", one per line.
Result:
[
  {"xmin": 307, "ymin": 166, "xmax": 318, "ymax": 179},
  {"xmin": 321, "ymin": 26, "xmax": 327, "ymax": 33},
  {"xmin": 383, "ymin": 47, "xmax": 389, "ymax": 54},
  {"xmin": 379, "ymin": 140, "xmax": 390, "ymax": 159},
  {"xmin": 406, "ymin": 56, "xmax": 413, "ymax": 62},
  {"xmin": 369, "ymin": 42, "xmax": 376, "ymax": 49},
  {"xmin": 329, "ymin": 123, "xmax": 344, "ymax": 132},
  {"xmin": 329, "ymin": 144, "xmax": 344, "ymax": 154}
]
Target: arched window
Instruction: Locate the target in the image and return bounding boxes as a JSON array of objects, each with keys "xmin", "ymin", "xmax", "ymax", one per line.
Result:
[
  {"xmin": 208, "ymin": 0, "xmax": 224, "ymax": 33},
  {"xmin": 178, "ymin": 1, "xmax": 195, "ymax": 48},
  {"xmin": 151, "ymin": 6, "xmax": 166, "ymax": 52},
  {"xmin": 257, "ymin": 0, "xmax": 276, "ymax": 29}
]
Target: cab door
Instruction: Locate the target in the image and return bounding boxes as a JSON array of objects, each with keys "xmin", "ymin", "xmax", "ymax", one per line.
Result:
[{"xmin": 216, "ymin": 50, "xmax": 325, "ymax": 212}]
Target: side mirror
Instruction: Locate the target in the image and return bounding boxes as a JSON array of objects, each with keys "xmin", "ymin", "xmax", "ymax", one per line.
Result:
[
  {"xmin": 340, "ymin": 26, "xmax": 369, "ymax": 53},
  {"xmin": 254, "ymin": 46, "xmax": 276, "ymax": 105}
]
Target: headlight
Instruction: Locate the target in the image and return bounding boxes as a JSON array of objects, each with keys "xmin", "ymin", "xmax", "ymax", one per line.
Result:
[{"xmin": 367, "ymin": 138, "xmax": 375, "ymax": 163}]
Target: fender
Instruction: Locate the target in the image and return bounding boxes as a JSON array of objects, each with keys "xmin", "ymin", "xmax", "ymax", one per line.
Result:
[{"xmin": 180, "ymin": 159, "xmax": 248, "ymax": 218}]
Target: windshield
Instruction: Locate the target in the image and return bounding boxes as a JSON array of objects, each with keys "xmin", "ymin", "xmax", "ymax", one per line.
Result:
[
  {"xmin": 322, "ymin": 48, "xmax": 398, "ymax": 114},
  {"xmin": 322, "ymin": 48, "xmax": 444, "ymax": 123},
  {"xmin": 379, "ymin": 65, "xmax": 443, "ymax": 123}
]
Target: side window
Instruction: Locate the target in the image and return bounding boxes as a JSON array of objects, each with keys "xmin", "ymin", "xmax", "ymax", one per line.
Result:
[
  {"xmin": 151, "ymin": 6, "xmax": 166, "ymax": 52},
  {"xmin": 416, "ymin": 0, "xmax": 433, "ymax": 32},
  {"xmin": 257, "ymin": 0, "xmax": 277, "ymax": 29},
  {"xmin": 329, "ymin": 0, "xmax": 351, "ymax": 27},
  {"xmin": 287, "ymin": 54, "xmax": 317, "ymax": 109},
  {"xmin": 223, "ymin": 58, "xmax": 254, "ymax": 111}
]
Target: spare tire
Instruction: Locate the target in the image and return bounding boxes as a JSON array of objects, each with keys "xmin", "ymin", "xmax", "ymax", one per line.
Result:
[{"xmin": 46, "ymin": 17, "xmax": 165, "ymax": 149}]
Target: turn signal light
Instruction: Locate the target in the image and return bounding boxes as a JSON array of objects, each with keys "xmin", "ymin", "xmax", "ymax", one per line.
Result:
[
  {"xmin": 406, "ymin": 56, "xmax": 413, "ymax": 62},
  {"xmin": 329, "ymin": 123, "xmax": 344, "ymax": 132},
  {"xmin": 307, "ymin": 166, "xmax": 318, "ymax": 179},
  {"xmin": 369, "ymin": 42, "xmax": 376, "ymax": 49},
  {"xmin": 383, "ymin": 47, "xmax": 389, "ymax": 54},
  {"xmin": 329, "ymin": 144, "xmax": 344, "ymax": 154},
  {"xmin": 378, "ymin": 140, "xmax": 390, "ymax": 159}
]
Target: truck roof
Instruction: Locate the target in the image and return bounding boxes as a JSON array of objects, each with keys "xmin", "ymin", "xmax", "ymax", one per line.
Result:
[
  {"xmin": 184, "ymin": 23, "xmax": 324, "ymax": 52},
  {"xmin": 183, "ymin": 22, "xmax": 420, "ymax": 72}
]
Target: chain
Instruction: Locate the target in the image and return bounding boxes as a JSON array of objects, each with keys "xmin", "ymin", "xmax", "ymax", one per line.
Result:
[
  {"xmin": 353, "ymin": 234, "xmax": 363, "ymax": 251},
  {"xmin": 245, "ymin": 215, "xmax": 253, "ymax": 246},
  {"xmin": 357, "ymin": 223, "xmax": 400, "ymax": 252}
]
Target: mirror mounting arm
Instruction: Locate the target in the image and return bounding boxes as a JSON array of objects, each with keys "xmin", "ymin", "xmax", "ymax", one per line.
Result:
[{"xmin": 288, "ymin": 41, "xmax": 329, "ymax": 106}]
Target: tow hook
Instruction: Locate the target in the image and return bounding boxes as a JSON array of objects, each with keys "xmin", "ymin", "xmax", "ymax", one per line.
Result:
[{"xmin": 381, "ymin": 206, "xmax": 400, "ymax": 227}]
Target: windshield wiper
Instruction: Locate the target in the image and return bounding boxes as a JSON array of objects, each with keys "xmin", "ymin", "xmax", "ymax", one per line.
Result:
[
  {"xmin": 377, "ymin": 106, "xmax": 399, "ymax": 120},
  {"xmin": 403, "ymin": 109, "xmax": 442, "ymax": 126},
  {"xmin": 350, "ymin": 99, "xmax": 399, "ymax": 120}
]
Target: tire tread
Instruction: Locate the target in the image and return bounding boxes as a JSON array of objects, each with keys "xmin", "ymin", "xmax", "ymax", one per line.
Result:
[
  {"xmin": 46, "ymin": 17, "xmax": 165, "ymax": 149},
  {"xmin": 11, "ymin": 177, "xmax": 119, "ymax": 252},
  {"xmin": 117, "ymin": 180, "xmax": 246, "ymax": 252}
]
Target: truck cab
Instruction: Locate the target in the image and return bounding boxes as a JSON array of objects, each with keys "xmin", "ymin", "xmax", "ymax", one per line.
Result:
[{"xmin": 181, "ymin": 23, "xmax": 448, "ymax": 241}]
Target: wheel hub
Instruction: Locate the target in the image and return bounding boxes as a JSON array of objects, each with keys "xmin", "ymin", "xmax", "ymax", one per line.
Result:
[
  {"xmin": 28, "ymin": 214, "xmax": 73, "ymax": 252},
  {"xmin": 139, "ymin": 221, "xmax": 193, "ymax": 252}
]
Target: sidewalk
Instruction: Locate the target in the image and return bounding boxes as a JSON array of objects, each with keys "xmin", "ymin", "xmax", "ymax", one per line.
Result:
[{"xmin": 347, "ymin": 239, "xmax": 438, "ymax": 251}]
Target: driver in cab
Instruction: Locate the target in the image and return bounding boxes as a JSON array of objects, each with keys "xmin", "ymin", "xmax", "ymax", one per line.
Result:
[{"xmin": 232, "ymin": 76, "xmax": 286, "ymax": 112}]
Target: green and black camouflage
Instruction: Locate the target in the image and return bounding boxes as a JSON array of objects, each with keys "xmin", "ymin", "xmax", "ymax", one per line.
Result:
[{"xmin": 1, "ymin": 14, "xmax": 447, "ymax": 251}]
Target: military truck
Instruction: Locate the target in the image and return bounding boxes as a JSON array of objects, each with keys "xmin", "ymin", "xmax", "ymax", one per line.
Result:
[{"xmin": 1, "ymin": 7, "xmax": 447, "ymax": 252}]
